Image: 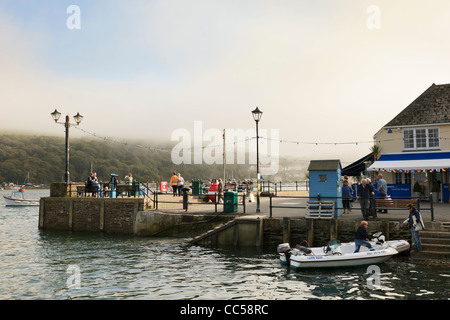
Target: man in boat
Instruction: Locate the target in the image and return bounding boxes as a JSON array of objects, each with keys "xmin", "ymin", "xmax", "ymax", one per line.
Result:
[{"xmin": 354, "ymin": 221, "xmax": 375, "ymax": 253}]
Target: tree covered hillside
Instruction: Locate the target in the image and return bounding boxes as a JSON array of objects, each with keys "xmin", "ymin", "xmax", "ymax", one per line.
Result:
[{"xmin": 0, "ymin": 134, "xmax": 253, "ymax": 185}]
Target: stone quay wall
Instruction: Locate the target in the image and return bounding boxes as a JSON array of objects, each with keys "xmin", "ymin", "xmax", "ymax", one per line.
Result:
[
  {"xmin": 262, "ymin": 218, "xmax": 412, "ymax": 247},
  {"xmin": 39, "ymin": 197, "xmax": 144, "ymax": 234}
]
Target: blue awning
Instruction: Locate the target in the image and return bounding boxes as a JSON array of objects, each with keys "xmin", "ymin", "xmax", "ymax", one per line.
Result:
[{"xmin": 368, "ymin": 151, "xmax": 450, "ymax": 171}]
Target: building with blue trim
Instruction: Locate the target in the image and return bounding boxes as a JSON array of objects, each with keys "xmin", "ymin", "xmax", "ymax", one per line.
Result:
[{"xmin": 368, "ymin": 83, "xmax": 450, "ymax": 201}]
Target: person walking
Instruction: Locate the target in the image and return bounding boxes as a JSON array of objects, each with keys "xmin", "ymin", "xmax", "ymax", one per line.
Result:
[
  {"xmin": 342, "ymin": 179, "xmax": 353, "ymax": 214},
  {"xmin": 357, "ymin": 179, "xmax": 374, "ymax": 220},
  {"xmin": 218, "ymin": 178, "xmax": 224, "ymax": 203},
  {"xmin": 354, "ymin": 221, "xmax": 375, "ymax": 253},
  {"xmin": 402, "ymin": 204, "xmax": 424, "ymax": 250},
  {"xmin": 377, "ymin": 174, "xmax": 388, "ymax": 214}
]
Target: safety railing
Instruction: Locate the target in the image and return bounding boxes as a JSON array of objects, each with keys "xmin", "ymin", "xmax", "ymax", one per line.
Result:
[
  {"xmin": 268, "ymin": 193, "xmax": 435, "ymax": 221},
  {"xmin": 152, "ymin": 191, "xmax": 248, "ymax": 214},
  {"xmin": 261, "ymin": 180, "xmax": 309, "ymax": 195}
]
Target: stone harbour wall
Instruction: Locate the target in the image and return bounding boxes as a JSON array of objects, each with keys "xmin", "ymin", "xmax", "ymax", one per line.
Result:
[
  {"xmin": 39, "ymin": 197, "xmax": 144, "ymax": 234},
  {"xmin": 262, "ymin": 217, "xmax": 412, "ymax": 247}
]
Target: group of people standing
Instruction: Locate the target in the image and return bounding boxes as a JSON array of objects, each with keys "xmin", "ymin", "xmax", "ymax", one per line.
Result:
[
  {"xmin": 341, "ymin": 175, "xmax": 383, "ymax": 218},
  {"xmin": 169, "ymin": 172, "xmax": 185, "ymax": 197},
  {"xmin": 350, "ymin": 174, "xmax": 388, "ymax": 220}
]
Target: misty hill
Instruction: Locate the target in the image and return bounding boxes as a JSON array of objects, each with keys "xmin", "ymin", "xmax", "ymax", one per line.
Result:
[{"xmin": 0, "ymin": 134, "xmax": 257, "ymax": 185}]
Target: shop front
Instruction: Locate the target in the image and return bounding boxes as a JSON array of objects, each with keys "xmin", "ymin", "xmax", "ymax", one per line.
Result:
[{"xmin": 368, "ymin": 151, "xmax": 450, "ymax": 201}]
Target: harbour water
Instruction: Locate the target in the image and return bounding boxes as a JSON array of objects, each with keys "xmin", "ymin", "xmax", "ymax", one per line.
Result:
[{"xmin": 0, "ymin": 189, "xmax": 448, "ymax": 300}]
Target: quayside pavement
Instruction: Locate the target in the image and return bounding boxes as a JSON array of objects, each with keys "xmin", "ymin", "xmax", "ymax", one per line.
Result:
[
  {"xmin": 153, "ymin": 191, "xmax": 449, "ymax": 224},
  {"xmin": 152, "ymin": 192, "xmax": 450, "ymax": 261}
]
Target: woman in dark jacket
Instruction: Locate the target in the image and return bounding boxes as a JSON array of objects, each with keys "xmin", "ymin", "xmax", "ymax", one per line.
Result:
[
  {"xmin": 402, "ymin": 204, "xmax": 424, "ymax": 250},
  {"xmin": 342, "ymin": 179, "xmax": 353, "ymax": 214}
]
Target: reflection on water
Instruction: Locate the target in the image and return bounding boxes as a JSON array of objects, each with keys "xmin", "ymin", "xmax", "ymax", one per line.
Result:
[{"xmin": 0, "ymin": 189, "xmax": 448, "ymax": 300}]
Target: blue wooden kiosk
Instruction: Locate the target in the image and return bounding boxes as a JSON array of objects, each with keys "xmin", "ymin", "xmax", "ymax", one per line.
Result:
[{"xmin": 307, "ymin": 160, "xmax": 343, "ymax": 218}]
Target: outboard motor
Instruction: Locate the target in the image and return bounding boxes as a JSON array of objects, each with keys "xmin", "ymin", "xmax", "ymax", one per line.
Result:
[{"xmin": 277, "ymin": 243, "xmax": 292, "ymax": 266}]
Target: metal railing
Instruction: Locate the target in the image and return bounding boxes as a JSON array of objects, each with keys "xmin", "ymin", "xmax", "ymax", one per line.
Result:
[
  {"xmin": 152, "ymin": 191, "xmax": 248, "ymax": 214},
  {"xmin": 261, "ymin": 180, "xmax": 309, "ymax": 194},
  {"xmin": 268, "ymin": 193, "xmax": 435, "ymax": 221}
]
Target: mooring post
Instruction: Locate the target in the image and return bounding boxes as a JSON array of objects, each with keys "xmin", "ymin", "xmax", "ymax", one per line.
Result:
[
  {"xmin": 329, "ymin": 218, "xmax": 338, "ymax": 240},
  {"xmin": 68, "ymin": 199, "xmax": 73, "ymax": 231},
  {"xmin": 282, "ymin": 217, "xmax": 290, "ymax": 243},
  {"xmin": 269, "ymin": 194, "xmax": 273, "ymax": 218},
  {"xmin": 99, "ymin": 200, "xmax": 105, "ymax": 231},
  {"xmin": 306, "ymin": 219, "xmax": 314, "ymax": 246}
]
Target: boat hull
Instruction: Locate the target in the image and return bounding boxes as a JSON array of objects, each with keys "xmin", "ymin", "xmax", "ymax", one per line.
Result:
[
  {"xmin": 385, "ymin": 240, "xmax": 410, "ymax": 254},
  {"xmin": 279, "ymin": 240, "xmax": 407, "ymax": 269},
  {"xmin": 3, "ymin": 195, "xmax": 39, "ymax": 206},
  {"xmin": 281, "ymin": 248, "xmax": 397, "ymax": 269}
]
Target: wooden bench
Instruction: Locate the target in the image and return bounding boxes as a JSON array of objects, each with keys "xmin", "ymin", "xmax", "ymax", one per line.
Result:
[
  {"xmin": 374, "ymin": 199, "xmax": 417, "ymax": 209},
  {"xmin": 76, "ymin": 184, "xmax": 101, "ymax": 197},
  {"xmin": 116, "ymin": 184, "xmax": 138, "ymax": 197}
]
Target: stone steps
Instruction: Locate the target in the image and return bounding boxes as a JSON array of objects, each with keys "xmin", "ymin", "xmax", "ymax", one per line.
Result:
[
  {"xmin": 410, "ymin": 250, "xmax": 450, "ymax": 259},
  {"xmin": 420, "ymin": 230, "xmax": 450, "ymax": 239},
  {"xmin": 410, "ymin": 228, "xmax": 450, "ymax": 260}
]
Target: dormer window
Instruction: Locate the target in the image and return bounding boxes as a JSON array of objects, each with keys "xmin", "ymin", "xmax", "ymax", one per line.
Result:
[{"xmin": 403, "ymin": 127, "xmax": 440, "ymax": 151}]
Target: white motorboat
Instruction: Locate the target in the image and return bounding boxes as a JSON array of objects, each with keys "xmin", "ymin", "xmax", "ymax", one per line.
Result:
[
  {"xmin": 3, "ymin": 191, "xmax": 39, "ymax": 206},
  {"xmin": 278, "ymin": 233, "xmax": 410, "ymax": 269}
]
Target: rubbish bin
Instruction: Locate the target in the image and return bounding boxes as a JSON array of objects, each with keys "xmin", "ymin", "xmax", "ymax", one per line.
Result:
[
  {"xmin": 224, "ymin": 191, "xmax": 238, "ymax": 213},
  {"xmin": 192, "ymin": 180, "xmax": 203, "ymax": 195}
]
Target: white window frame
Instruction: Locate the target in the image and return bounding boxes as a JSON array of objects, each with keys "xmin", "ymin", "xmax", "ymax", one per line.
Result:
[{"xmin": 402, "ymin": 127, "xmax": 440, "ymax": 151}]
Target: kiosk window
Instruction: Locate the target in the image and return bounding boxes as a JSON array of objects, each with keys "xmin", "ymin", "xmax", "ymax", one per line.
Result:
[{"xmin": 319, "ymin": 175, "xmax": 327, "ymax": 182}]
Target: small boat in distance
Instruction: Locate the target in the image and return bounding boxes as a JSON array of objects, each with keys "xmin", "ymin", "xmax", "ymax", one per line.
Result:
[{"xmin": 3, "ymin": 190, "xmax": 39, "ymax": 206}]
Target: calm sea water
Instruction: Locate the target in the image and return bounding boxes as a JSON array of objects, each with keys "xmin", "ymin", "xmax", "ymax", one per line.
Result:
[{"xmin": 0, "ymin": 189, "xmax": 448, "ymax": 300}]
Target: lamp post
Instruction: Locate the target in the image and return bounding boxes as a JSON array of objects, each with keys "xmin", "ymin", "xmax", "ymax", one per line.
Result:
[
  {"xmin": 51, "ymin": 109, "xmax": 83, "ymax": 183},
  {"xmin": 251, "ymin": 107, "xmax": 263, "ymax": 213}
]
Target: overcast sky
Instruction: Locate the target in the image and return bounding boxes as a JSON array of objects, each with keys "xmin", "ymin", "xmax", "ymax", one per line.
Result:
[{"xmin": 1, "ymin": 0, "xmax": 450, "ymax": 167}]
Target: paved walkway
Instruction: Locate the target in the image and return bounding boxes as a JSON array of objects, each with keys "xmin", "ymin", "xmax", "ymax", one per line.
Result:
[{"xmin": 153, "ymin": 193, "xmax": 450, "ymax": 223}]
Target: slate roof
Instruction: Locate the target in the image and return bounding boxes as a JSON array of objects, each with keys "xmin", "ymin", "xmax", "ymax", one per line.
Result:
[
  {"xmin": 308, "ymin": 160, "xmax": 342, "ymax": 171},
  {"xmin": 384, "ymin": 83, "xmax": 450, "ymax": 127}
]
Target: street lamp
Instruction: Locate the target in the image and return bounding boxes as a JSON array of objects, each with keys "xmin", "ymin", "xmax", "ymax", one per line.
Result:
[
  {"xmin": 51, "ymin": 109, "xmax": 83, "ymax": 183},
  {"xmin": 252, "ymin": 107, "xmax": 263, "ymax": 213}
]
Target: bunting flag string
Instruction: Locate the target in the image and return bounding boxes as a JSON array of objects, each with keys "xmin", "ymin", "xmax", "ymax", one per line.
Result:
[
  {"xmin": 375, "ymin": 168, "xmax": 449, "ymax": 173},
  {"xmin": 74, "ymin": 126, "xmax": 256, "ymax": 152},
  {"xmin": 75, "ymin": 125, "xmax": 378, "ymax": 152},
  {"xmin": 260, "ymin": 137, "xmax": 373, "ymax": 146},
  {"xmin": 73, "ymin": 126, "xmax": 450, "ymax": 174}
]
